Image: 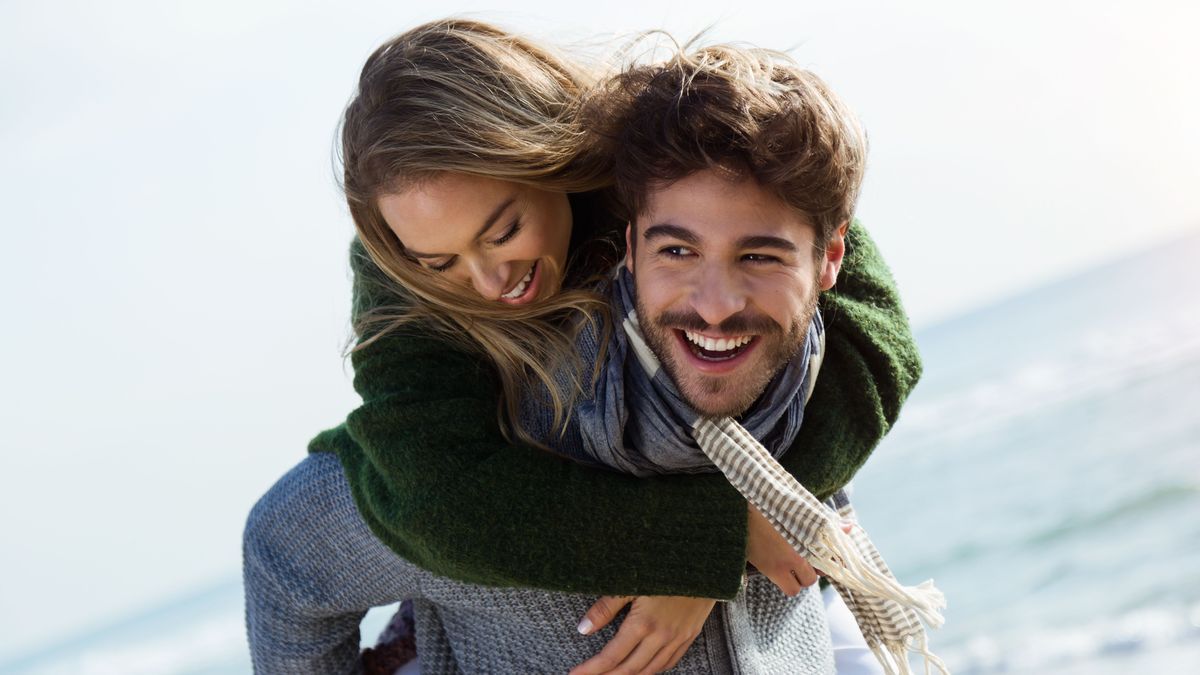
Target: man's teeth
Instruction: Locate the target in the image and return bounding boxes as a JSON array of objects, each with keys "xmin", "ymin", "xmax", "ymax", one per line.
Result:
[
  {"xmin": 501, "ymin": 265, "xmax": 535, "ymax": 299},
  {"xmin": 683, "ymin": 331, "xmax": 753, "ymax": 352}
]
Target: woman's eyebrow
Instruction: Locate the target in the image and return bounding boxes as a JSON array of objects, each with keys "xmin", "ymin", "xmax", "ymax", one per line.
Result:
[{"xmin": 406, "ymin": 196, "xmax": 517, "ymax": 259}]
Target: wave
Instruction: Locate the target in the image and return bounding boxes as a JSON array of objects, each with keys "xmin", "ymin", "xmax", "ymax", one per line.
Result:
[
  {"xmin": 892, "ymin": 309, "xmax": 1200, "ymax": 446},
  {"xmin": 940, "ymin": 601, "xmax": 1200, "ymax": 675},
  {"xmin": 895, "ymin": 483, "xmax": 1199, "ymax": 575},
  {"xmin": 1025, "ymin": 484, "xmax": 1200, "ymax": 546}
]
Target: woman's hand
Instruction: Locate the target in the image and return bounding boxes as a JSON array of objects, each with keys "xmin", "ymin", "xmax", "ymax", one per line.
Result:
[
  {"xmin": 570, "ymin": 595, "xmax": 717, "ymax": 674},
  {"xmin": 745, "ymin": 503, "xmax": 820, "ymax": 596},
  {"xmin": 745, "ymin": 503, "xmax": 856, "ymax": 595}
]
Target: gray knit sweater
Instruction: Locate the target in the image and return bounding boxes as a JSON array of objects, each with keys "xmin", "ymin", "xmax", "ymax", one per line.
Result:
[{"xmin": 244, "ymin": 452, "xmax": 835, "ymax": 673}]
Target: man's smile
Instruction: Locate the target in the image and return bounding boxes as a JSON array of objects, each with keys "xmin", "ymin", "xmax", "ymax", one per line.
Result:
[{"xmin": 672, "ymin": 329, "xmax": 761, "ymax": 374}]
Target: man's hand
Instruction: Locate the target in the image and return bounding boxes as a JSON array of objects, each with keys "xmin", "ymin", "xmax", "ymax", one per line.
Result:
[
  {"xmin": 569, "ymin": 595, "xmax": 717, "ymax": 674},
  {"xmin": 745, "ymin": 503, "xmax": 820, "ymax": 596}
]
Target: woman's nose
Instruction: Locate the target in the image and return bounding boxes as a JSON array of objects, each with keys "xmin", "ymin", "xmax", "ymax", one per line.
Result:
[{"xmin": 466, "ymin": 258, "xmax": 510, "ymax": 301}]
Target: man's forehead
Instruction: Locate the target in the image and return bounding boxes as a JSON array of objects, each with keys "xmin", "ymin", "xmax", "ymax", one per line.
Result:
[{"xmin": 637, "ymin": 169, "xmax": 815, "ymax": 244}]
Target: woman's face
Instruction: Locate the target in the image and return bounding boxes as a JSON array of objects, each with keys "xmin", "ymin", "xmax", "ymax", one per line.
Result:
[{"xmin": 378, "ymin": 173, "xmax": 572, "ymax": 305}]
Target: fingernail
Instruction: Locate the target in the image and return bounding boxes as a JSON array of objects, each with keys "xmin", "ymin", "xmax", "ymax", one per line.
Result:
[{"xmin": 577, "ymin": 617, "xmax": 594, "ymax": 635}]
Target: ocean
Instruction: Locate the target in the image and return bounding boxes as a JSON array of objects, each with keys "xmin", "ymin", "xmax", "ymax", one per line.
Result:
[
  {"xmin": 3, "ymin": 232, "xmax": 1198, "ymax": 674},
  {"xmin": 851, "ymin": 230, "xmax": 1200, "ymax": 673}
]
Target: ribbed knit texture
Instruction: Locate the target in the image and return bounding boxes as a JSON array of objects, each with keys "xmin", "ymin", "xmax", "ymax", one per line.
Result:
[
  {"xmin": 308, "ymin": 220, "xmax": 920, "ymax": 600},
  {"xmin": 246, "ymin": 452, "xmax": 836, "ymax": 674}
]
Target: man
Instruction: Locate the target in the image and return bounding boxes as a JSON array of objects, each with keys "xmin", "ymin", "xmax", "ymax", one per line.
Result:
[
  {"xmin": 245, "ymin": 44, "xmax": 910, "ymax": 674},
  {"xmin": 562, "ymin": 44, "xmax": 880, "ymax": 673}
]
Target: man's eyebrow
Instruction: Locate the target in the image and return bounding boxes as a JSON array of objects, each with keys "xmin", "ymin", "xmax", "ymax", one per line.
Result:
[
  {"xmin": 642, "ymin": 223, "xmax": 701, "ymax": 246},
  {"xmin": 405, "ymin": 197, "xmax": 517, "ymax": 259},
  {"xmin": 737, "ymin": 235, "xmax": 798, "ymax": 252}
]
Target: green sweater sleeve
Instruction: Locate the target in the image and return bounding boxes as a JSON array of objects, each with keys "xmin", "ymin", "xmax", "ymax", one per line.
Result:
[
  {"xmin": 310, "ymin": 220, "xmax": 919, "ymax": 599},
  {"xmin": 780, "ymin": 221, "xmax": 923, "ymax": 499},
  {"xmin": 310, "ymin": 240, "xmax": 749, "ymax": 600},
  {"xmin": 313, "ymin": 339, "xmax": 748, "ymax": 599}
]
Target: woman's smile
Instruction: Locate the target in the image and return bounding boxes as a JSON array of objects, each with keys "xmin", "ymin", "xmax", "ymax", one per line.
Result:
[{"xmin": 500, "ymin": 260, "xmax": 540, "ymax": 304}]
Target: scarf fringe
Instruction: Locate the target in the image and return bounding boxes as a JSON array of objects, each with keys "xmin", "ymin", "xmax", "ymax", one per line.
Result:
[
  {"xmin": 812, "ymin": 525, "xmax": 946, "ymax": 628},
  {"xmin": 869, "ymin": 633, "xmax": 952, "ymax": 675},
  {"xmin": 694, "ymin": 417, "xmax": 951, "ymax": 673},
  {"xmin": 709, "ymin": 417, "xmax": 947, "ymax": 626}
]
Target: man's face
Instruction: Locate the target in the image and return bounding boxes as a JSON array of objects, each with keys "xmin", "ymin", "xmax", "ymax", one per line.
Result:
[{"xmin": 627, "ymin": 169, "xmax": 847, "ymax": 417}]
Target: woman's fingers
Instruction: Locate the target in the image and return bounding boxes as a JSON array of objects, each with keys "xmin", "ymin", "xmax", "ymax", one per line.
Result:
[
  {"xmin": 569, "ymin": 612, "xmax": 651, "ymax": 674},
  {"xmin": 792, "ymin": 560, "xmax": 819, "ymax": 588},
  {"xmin": 578, "ymin": 595, "xmax": 634, "ymax": 635},
  {"xmin": 639, "ymin": 639, "xmax": 685, "ymax": 674},
  {"xmin": 661, "ymin": 640, "xmax": 691, "ymax": 672},
  {"xmin": 746, "ymin": 503, "xmax": 829, "ymax": 595},
  {"xmin": 613, "ymin": 637, "xmax": 666, "ymax": 674},
  {"xmin": 572, "ymin": 596, "xmax": 715, "ymax": 674}
]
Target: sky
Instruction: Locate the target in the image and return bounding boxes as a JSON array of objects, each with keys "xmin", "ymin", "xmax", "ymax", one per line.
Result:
[{"xmin": 1, "ymin": 0, "xmax": 1198, "ymax": 658}]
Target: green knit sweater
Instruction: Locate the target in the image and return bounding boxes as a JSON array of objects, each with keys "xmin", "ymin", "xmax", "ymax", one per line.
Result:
[{"xmin": 309, "ymin": 220, "xmax": 920, "ymax": 601}]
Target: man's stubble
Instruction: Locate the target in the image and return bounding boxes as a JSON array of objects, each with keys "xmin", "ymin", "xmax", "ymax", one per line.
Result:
[{"xmin": 634, "ymin": 281, "xmax": 820, "ymax": 418}]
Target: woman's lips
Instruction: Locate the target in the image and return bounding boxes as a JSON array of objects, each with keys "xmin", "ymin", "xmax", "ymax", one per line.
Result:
[{"xmin": 499, "ymin": 260, "xmax": 540, "ymax": 304}]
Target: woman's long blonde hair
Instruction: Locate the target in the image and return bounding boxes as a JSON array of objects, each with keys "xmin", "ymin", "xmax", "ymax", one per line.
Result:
[{"xmin": 339, "ymin": 18, "xmax": 620, "ymax": 444}]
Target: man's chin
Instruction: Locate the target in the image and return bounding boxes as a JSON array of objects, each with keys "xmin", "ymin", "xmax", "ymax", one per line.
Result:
[
  {"xmin": 674, "ymin": 374, "xmax": 765, "ymax": 419},
  {"xmin": 660, "ymin": 339, "xmax": 776, "ymax": 417}
]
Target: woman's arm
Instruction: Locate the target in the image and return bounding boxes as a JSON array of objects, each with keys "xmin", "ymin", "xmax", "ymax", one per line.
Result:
[
  {"xmin": 316, "ymin": 348, "xmax": 749, "ymax": 599},
  {"xmin": 780, "ymin": 220, "xmax": 922, "ymax": 498},
  {"xmin": 317, "ymin": 220, "xmax": 920, "ymax": 598},
  {"xmin": 314, "ymin": 238, "xmax": 750, "ymax": 599}
]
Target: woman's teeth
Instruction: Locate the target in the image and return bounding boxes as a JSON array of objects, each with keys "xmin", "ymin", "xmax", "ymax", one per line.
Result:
[
  {"xmin": 501, "ymin": 264, "xmax": 535, "ymax": 300},
  {"xmin": 683, "ymin": 331, "xmax": 753, "ymax": 352}
]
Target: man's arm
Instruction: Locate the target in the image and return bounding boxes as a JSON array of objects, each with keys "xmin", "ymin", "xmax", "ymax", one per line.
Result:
[{"xmin": 244, "ymin": 453, "xmax": 427, "ymax": 674}]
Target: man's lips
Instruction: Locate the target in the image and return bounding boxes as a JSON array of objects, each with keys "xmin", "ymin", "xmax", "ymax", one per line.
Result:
[
  {"xmin": 683, "ymin": 330, "xmax": 754, "ymax": 353},
  {"xmin": 672, "ymin": 329, "xmax": 759, "ymax": 374}
]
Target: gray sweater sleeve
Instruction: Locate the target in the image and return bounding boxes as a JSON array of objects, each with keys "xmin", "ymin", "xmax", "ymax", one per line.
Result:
[{"xmin": 243, "ymin": 453, "xmax": 425, "ymax": 674}]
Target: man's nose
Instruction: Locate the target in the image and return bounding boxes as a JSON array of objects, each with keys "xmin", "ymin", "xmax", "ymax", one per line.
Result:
[
  {"xmin": 466, "ymin": 258, "xmax": 510, "ymax": 301},
  {"xmin": 688, "ymin": 265, "xmax": 748, "ymax": 327}
]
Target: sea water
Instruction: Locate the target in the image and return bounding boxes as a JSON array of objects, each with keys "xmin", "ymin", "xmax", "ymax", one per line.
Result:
[
  {"xmin": 3, "ymin": 233, "xmax": 1198, "ymax": 674},
  {"xmin": 851, "ymin": 231, "xmax": 1200, "ymax": 673}
]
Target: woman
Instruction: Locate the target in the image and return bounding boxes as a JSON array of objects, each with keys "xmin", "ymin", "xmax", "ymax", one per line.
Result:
[{"xmin": 244, "ymin": 18, "xmax": 919, "ymax": 673}]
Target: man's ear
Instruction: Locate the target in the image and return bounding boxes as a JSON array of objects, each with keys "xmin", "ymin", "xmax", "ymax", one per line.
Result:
[
  {"xmin": 624, "ymin": 222, "xmax": 635, "ymax": 273},
  {"xmin": 818, "ymin": 221, "xmax": 850, "ymax": 291}
]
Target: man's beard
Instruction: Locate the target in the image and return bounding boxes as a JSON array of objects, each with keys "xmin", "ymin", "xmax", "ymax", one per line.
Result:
[{"xmin": 636, "ymin": 289, "xmax": 819, "ymax": 418}]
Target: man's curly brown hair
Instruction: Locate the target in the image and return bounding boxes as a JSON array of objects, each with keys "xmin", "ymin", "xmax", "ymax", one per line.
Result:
[{"xmin": 587, "ymin": 44, "xmax": 867, "ymax": 250}]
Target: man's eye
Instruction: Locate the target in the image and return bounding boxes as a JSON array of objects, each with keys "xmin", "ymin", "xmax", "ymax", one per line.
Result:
[
  {"xmin": 491, "ymin": 219, "xmax": 523, "ymax": 246},
  {"xmin": 659, "ymin": 246, "xmax": 694, "ymax": 258},
  {"xmin": 743, "ymin": 253, "xmax": 780, "ymax": 264}
]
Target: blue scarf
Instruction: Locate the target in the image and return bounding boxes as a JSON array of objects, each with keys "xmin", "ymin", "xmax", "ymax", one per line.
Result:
[{"xmin": 555, "ymin": 267, "xmax": 824, "ymax": 477}]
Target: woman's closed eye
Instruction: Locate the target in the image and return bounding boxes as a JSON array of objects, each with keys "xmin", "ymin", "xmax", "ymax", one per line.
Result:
[
  {"xmin": 490, "ymin": 218, "xmax": 523, "ymax": 246},
  {"xmin": 420, "ymin": 220, "xmax": 522, "ymax": 273},
  {"xmin": 427, "ymin": 257, "xmax": 456, "ymax": 272}
]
